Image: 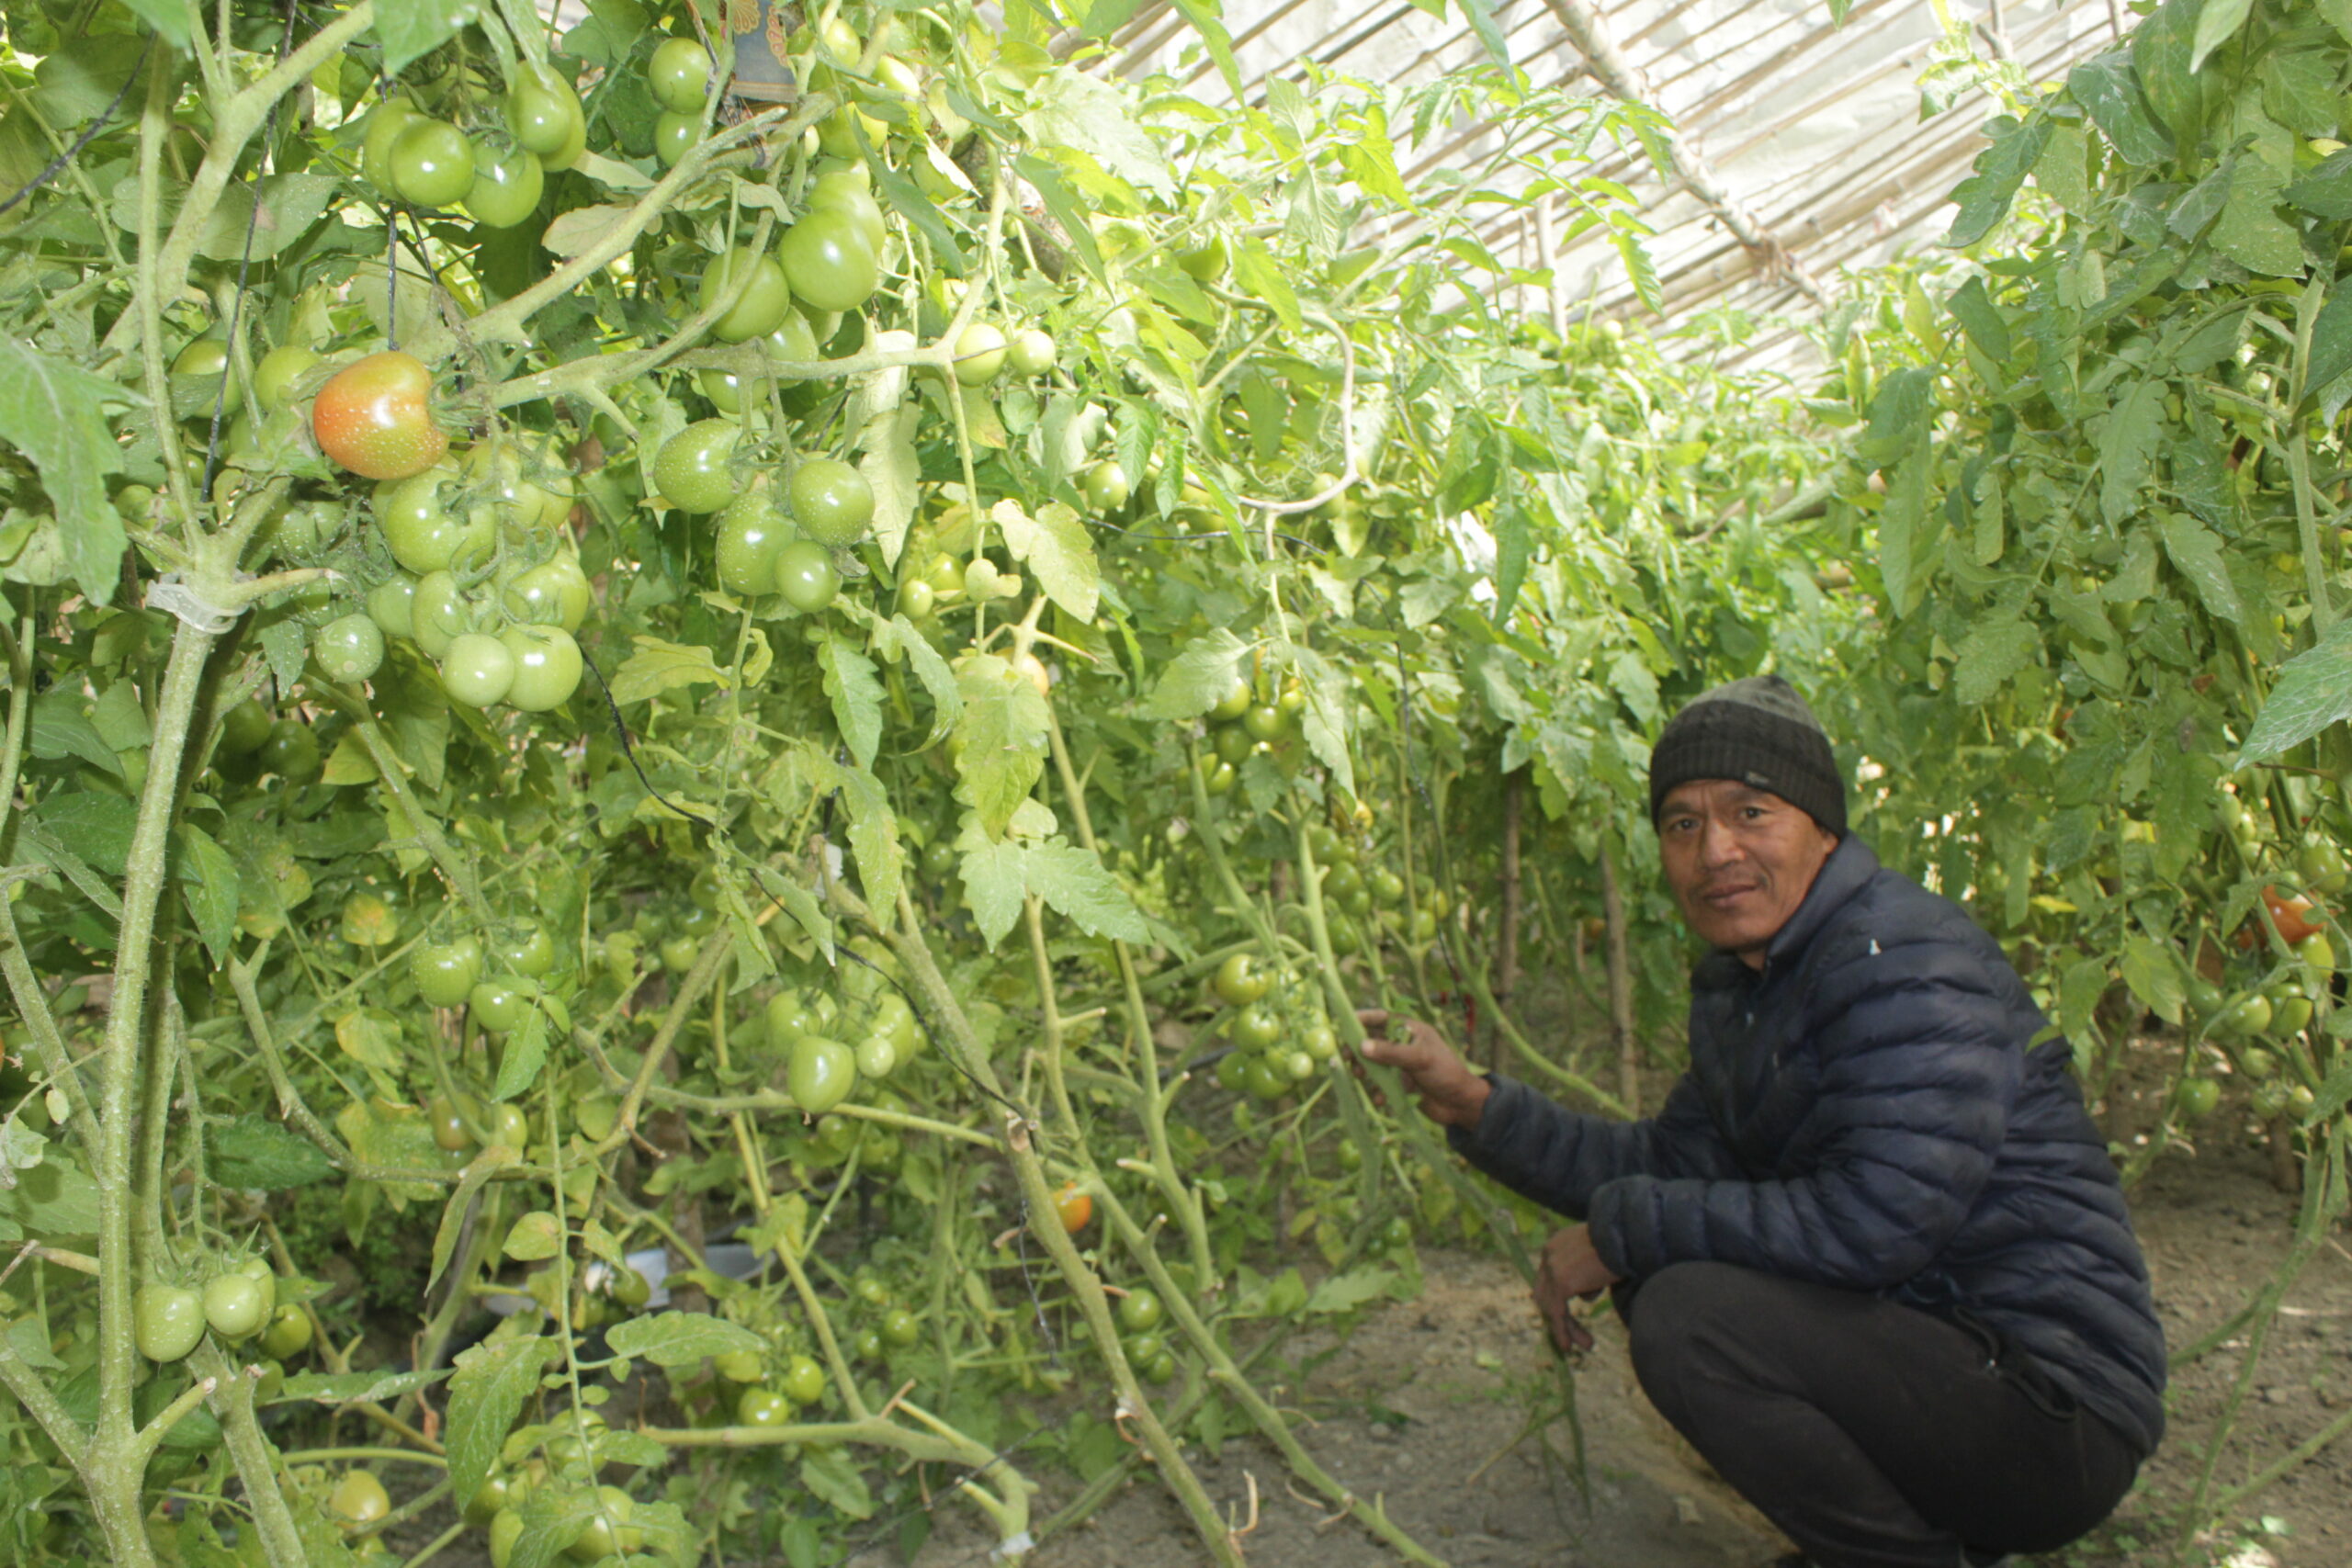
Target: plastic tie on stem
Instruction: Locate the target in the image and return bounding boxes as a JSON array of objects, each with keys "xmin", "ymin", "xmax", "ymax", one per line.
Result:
[
  {"xmin": 988, "ymin": 1530, "xmax": 1035, "ymax": 1562},
  {"xmin": 145, "ymin": 573, "xmax": 241, "ymax": 635}
]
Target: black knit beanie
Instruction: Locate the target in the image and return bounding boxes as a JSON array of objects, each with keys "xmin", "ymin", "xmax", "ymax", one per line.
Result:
[{"xmin": 1647, "ymin": 675, "xmax": 1846, "ymax": 837}]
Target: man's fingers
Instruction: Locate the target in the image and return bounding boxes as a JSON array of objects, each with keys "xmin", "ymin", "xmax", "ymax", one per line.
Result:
[{"xmin": 1355, "ymin": 1009, "xmax": 1389, "ymax": 1032}]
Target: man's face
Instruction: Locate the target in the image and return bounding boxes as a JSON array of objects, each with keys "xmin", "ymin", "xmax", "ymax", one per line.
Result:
[{"xmin": 1657, "ymin": 780, "xmax": 1840, "ymax": 967}]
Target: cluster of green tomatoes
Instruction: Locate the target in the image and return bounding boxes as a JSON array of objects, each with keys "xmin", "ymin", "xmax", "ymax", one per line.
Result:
[
  {"xmin": 1207, "ymin": 951, "xmax": 1338, "ymax": 1102},
  {"xmin": 134, "ymin": 1256, "xmax": 311, "ymax": 1369}
]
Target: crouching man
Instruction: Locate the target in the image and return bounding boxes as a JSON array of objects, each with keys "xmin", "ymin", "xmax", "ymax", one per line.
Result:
[{"xmin": 1362, "ymin": 676, "xmax": 2164, "ymax": 1568}]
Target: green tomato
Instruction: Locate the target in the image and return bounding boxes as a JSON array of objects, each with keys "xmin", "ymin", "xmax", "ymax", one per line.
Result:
[
  {"xmin": 1116, "ymin": 1288, "xmax": 1163, "ymax": 1334},
  {"xmin": 1242, "ymin": 703, "xmax": 1290, "ymax": 742},
  {"xmin": 376, "ymin": 469, "xmax": 493, "ymax": 574},
  {"xmin": 808, "ymin": 171, "xmax": 888, "ymax": 253},
  {"xmin": 464, "ymin": 1471, "xmax": 514, "ymax": 1528},
  {"xmin": 716, "ymin": 1348, "xmax": 764, "ymax": 1382},
  {"xmin": 258, "ymin": 1303, "xmax": 312, "ymax": 1359},
  {"xmin": 788, "ymin": 457, "xmax": 875, "ymax": 547},
  {"xmin": 135, "ymin": 1284, "xmax": 207, "ymax": 1361},
  {"xmin": 500, "ymin": 625, "xmax": 583, "ymax": 712},
  {"xmin": 367, "ymin": 574, "xmax": 419, "ymax": 640},
  {"xmin": 469, "ymin": 978, "xmax": 535, "ymax": 1034},
  {"xmin": 1213, "ymin": 952, "xmax": 1272, "ymax": 1006},
  {"xmin": 1207, "ymin": 675, "xmax": 1251, "ymax": 723},
  {"xmin": 492, "ymin": 919, "xmax": 558, "ymax": 979},
  {"xmin": 441, "ymin": 632, "xmax": 515, "ymax": 708},
  {"xmin": 253, "ymin": 344, "xmax": 321, "ymax": 411},
  {"xmin": 716, "ymin": 493, "xmax": 793, "ymax": 597},
  {"xmin": 411, "ymin": 570, "xmax": 469, "ymax": 660},
  {"xmin": 1080, "ymin": 462, "xmax": 1130, "ymax": 512},
  {"xmin": 504, "ymin": 64, "xmax": 582, "ymax": 158},
  {"xmin": 502, "ymin": 556, "xmax": 593, "ymax": 632},
  {"xmin": 465, "ymin": 142, "xmax": 544, "ymax": 229},
  {"xmin": 1144, "ymin": 1349, "xmax": 1177, "ymax": 1384},
  {"xmin": 2298, "ymin": 840, "xmax": 2348, "ymax": 896},
  {"xmin": 1202, "ymin": 758, "xmax": 1236, "ymax": 795},
  {"xmin": 259, "ymin": 719, "xmax": 322, "ymax": 783},
  {"xmin": 658, "ymin": 933, "xmax": 701, "ymax": 973},
  {"xmin": 653, "ymin": 109, "xmax": 701, "ymax": 167},
  {"xmin": 1232, "ymin": 1003, "xmax": 1283, "ymax": 1051},
  {"xmin": 330, "ymin": 1469, "xmax": 391, "ymax": 1530},
  {"xmin": 737, "ymin": 1386, "xmax": 791, "ymax": 1427},
  {"xmin": 427, "ymin": 1094, "xmax": 474, "ymax": 1151},
  {"xmin": 699, "ymin": 246, "xmax": 794, "ymax": 344},
  {"xmin": 1007, "ymin": 328, "xmax": 1057, "ymax": 377},
  {"xmin": 1242, "ymin": 1055, "xmax": 1289, "ymax": 1101},
  {"xmin": 314, "ymin": 614, "xmax": 387, "ymax": 682},
  {"xmin": 788, "ymin": 1034, "xmax": 857, "ymax": 1114},
  {"xmin": 880, "ymin": 1306, "xmax": 921, "ymax": 1347},
  {"xmin": 854, "ymin": 1031, "xmax": 898, "ymax": 1079},
  {"xmin": 1176, "ymin": 232, "xmax": 1229, "ymax": 282},
  {"xmin": 488, "ymin": 1508, "xmax": 525, "ymax": 1568},
  {"xmin": 950, "ymin": 321, "xmax": 1007, "ymax": 386},
  {"xmin": 220, "ymin": 697, "xmax": 274, "ymax": 756},
  {"xmin": 1214, "ymin": 1050, "xmax": 1251, "ymax": 1092},
  {"xmin": 647, "ymin": 36, "xmax": 713, "ymax": 112},
  {"xmin": 361, "ymin": 96, "xmax": 420, "ymax": 191},
  {"xmin": 774, "ymin": 540, "xmax": 840, "ymax": 613},
  {"xmin": 567, "ymin": 1486, "xmax": 637, "ymax": 1562},
  {"xmin": 781, "ymin": 1353, "xmax": 825, "ymax": 1405},
  {"xmin": 204, "ymin": 1273, "xmax": 269, "ymax": 1339},
  {"xmin": 389, "ymin": 118, "xmax": 476, "ymax": 208},
  {"xmin": 2300, "ymin": 931, "xmax": 2336, "ymax": 972},
  {"xmin": 655, "ymin": 419, "xmax": 739, "ymax": 514},
  {"xmin": 778, "ymin": 208, "xmax": 880, "ymax": 313},
  {"xmin": 766, "ymin": 987, "xmax": 817, "ymax": 1044}
]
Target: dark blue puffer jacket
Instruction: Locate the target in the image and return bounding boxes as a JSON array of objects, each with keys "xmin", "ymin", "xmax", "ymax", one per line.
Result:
[{"xmin": 1452, "ymin": 835, "xmax": 2166, "ymax": 1456}]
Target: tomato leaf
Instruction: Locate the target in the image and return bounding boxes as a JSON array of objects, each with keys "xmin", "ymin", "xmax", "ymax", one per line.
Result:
[
  {"xmin": 2239, "ymin": 615, "xmax": 2352, "ymax": 761},
  {"xmin": 959, "ymin": 840, "xmax": 1025, "ymax": 948},
  {"xmin": 2067, "ymin": 56, "xmax": 2172, "ymax": 165},
  {"xmin": 429, "ymin": 1147, "xmax": 518, "ymax": 1293},
  {"xmin": 1951, "ymin": 614, "xmax": 2039, "ymax": 705},
  {"xmin": 798, "ymin": 1444, "xmax": 876, "ymax": 1519},
  {"xmin": 209, "ymin": 1116, "xmax": 336, "ymax": 1190},
  {"xmin": 1021, "ymin": 71, "xmax": 1174, "ymax": 202},
  {"xmin": 1943, "ymin": 116, "xmax": 2050, "ymax": 248},
  {"xmin": 491, "ymin": 1006, "xmax": 550, "ymax": 1102},
  {"xmin": 2119, "ymin": 934, "xmax": 2188, "ymax": 1024},
  {"xmin": 818, "ymin": 633, "xmax": 885, "ymax": 771},
  {"xmin": 503, "ymin": 1210, "xmax": 562, "ymax": 1261},
  {"xmin": 608, "ymin": 637, "xmax": 726, "ymax": 706},
  {"xmin": 0, "ymin": 339, "xmax": 131, "ymax": 605},
  {"xmin": 605, "ymin": 1309, "xmax": 765, "ymax": 1367},
  {"xmin": 992, "ymin": 498, "xmax": 1099, "ymax": 621},
  {"xmin": 951, "ymin": 655, "xmax": 1049, "ymax": 837},
  {"xmin": 2188, "ymin": 0, "xmax": 2254, "ymax": 73},
  {"xmin": 826, "ymin": 758, "xmax": 904, "ymax": 923},
  {"xmin": 856, "ymin": 401, "xmax": 922, "ymax": 568},
  {"xmin": 376, "ymin": 0, "xmax": 485, "ymax": 78},
  {"xmin": 2158, "ymin": 513, "xmax": 2243, "ymax": 625},
  {"xmin": 277, "ymin": 1367, "xmax": 445, "ymax": 1406},
  {"xmin": 1023, "ymin": 839, "xmax": 1148, "ymax": 943},
  {"xmin": 445, "ymin": 1334, "xmax": 557, "ymax": 1522},
  {"xmin": 1140, "ymin": 629, "xmax": 1248, "ymax": 720}
]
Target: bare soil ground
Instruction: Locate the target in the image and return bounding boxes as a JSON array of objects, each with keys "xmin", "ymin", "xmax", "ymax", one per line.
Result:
[{"xmin": 906, "ymin": 1128, "xmax": 2352, "ymax": 1568}]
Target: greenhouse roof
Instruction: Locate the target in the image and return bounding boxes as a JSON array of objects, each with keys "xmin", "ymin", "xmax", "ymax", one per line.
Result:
[{"xmin": 1094, "ymin": 0, "xmax": 2131, "ymax": 367}]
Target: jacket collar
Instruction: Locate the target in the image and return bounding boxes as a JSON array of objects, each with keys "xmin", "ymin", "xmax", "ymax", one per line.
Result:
[{"xmin": 1692, "ymin": 834, "xmax": 1880, "ymax": 989}]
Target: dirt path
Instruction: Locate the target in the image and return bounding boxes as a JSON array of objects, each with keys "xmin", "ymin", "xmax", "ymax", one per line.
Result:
[{"xmin": 914, "ymin": 1134, "xmax": 2352, "ymax": 1568}]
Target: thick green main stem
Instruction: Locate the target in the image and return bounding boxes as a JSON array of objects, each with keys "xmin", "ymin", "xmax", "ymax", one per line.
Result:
[{"xmin": 89, "ymin": 621, "xmax": 218, "ymax": 1567}]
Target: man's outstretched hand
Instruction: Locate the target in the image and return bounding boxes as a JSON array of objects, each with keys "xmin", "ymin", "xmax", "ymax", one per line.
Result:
[
  {"xmin": 1355, "ymin": 1010, "xmax": 1491, "ymax": 1130},
  {"xmin": 1534, "ymin": 1224, "xmax": 1623, "ymax": 1354}
]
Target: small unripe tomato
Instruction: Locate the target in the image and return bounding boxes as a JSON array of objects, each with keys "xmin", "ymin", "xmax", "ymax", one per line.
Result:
[
  {"xmin": 135, "ymin": 1283, "xmax": 206, "ymax": 1361},
  {"xmin": 330, "ymin": 1469, "xmax": 391, "ymax": 1531}
]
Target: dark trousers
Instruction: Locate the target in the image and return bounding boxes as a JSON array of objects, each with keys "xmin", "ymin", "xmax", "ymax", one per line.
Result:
[{"xmin": 1621, "ymin": 1262, "xmax": 2141, "ymax": 1568}]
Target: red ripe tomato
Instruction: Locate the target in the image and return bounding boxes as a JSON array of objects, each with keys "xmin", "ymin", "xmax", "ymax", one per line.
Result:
[{"xmin": 314, "ymin": 353, "xmax": 446, "ymax": 480}]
